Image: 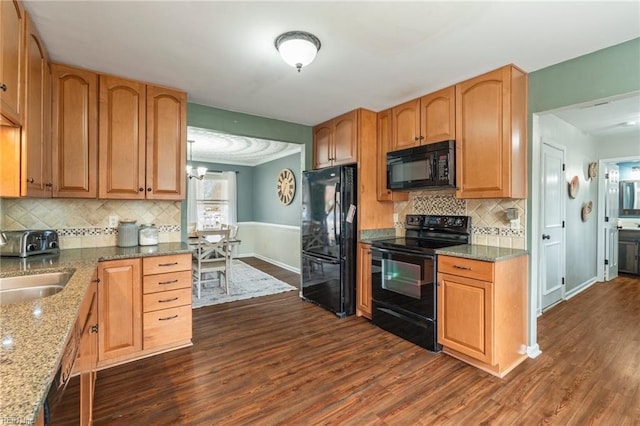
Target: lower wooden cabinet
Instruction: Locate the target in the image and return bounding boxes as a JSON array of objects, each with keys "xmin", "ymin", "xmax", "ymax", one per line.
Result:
[
  {"xmin": 78, "ymin": 272, "xmax": 98, "ymax": 425},
  {"xmin": 437, "ymin": 254, "xmax": 528, "ymax": 378},
  {"xmin": 356, "ymin": 243, "xmax": 372, "ymax": 319},
  {"xmin": 97, "ymin": 253, "xmax": 192, "ymax": 369}
]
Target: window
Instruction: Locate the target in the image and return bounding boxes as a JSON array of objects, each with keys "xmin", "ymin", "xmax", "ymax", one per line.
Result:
[{"xmin": 187, "ymin": 171, "xmax": 237, "ymax": 232}]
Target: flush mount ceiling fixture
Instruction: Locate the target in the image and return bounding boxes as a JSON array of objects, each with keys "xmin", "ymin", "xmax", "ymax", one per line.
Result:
[
  {"xmin": 186, "ymin": 140, "xmax": 207, "ymax": 180},
  {"xmin": 274, "ymin": 31, "xmax": 321, "ymax": 72}
]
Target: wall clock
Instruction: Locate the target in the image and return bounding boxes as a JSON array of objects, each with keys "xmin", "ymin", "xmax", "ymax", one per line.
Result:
[{"xmin": 277, "ymin": 169, "xmax": 295, "ymax": 205}]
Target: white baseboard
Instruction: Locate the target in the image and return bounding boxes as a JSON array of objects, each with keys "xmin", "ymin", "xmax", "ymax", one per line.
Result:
[
  {"xmin": 238, "ymin": 252, "xmax": 301, "ymax": 274},
  {"xmin": 527, "ymin": 344, "xmax": 542, "ymax": 358},
  {"xmin": 565, "ymin": 277, "xmax": 598, "ymax": 299}
]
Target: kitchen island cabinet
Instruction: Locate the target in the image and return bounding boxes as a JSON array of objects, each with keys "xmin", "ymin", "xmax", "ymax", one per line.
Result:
[
  {"xmin": 455, "ymin": 64, "xmax": 527, "ymax": 199},
  {"xmin": 436, "ymin": 250, "xmax": 528, "ymax": 378}
]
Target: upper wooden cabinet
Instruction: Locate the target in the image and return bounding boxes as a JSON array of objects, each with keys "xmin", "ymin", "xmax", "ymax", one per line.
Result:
[
  {"xmin": 376, "ymin": 109, "xmax": 407, "ymax": 202},
  {"xmin": 0, "ymin": 0, "xmax": 25, "ymax": 126},
  {"xmin": 99, "ymin": 78, "xmax": 186, "ymax": 200},
  {"xmin": 98, "ymin": 75, "xmax": 146, "ymax": 199},
  {"xmin": 22, "ymin": 14, "xmax": 51, "ymax": 197},
  {"xmin": 391, "ymin": 86, "xmax": 455, "ymax": 151},
  {"xmin": 51, "ymin": 64, "xmax": 99, "ymax": 198},
  {"xmin": 455, "ymin": 65, "xmax": 527, "ymax": 199},
  {"xmin": 145, "ymin": 85, "xmax": 187, "ymax": 200},
  {"xmin": 313, "ymin": 110, "xmax": 357, "ymax": 169}
]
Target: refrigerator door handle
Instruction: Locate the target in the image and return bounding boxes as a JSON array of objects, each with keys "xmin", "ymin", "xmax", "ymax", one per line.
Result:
[{"xmin": 334, "ymin": 182, "xmax": 340, "ymax": 244}]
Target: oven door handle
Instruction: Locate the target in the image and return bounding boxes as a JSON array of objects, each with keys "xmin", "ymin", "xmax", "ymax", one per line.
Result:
[{"xmin": 371, "ymin": 246, "xmax": 434, "ymax": 258}]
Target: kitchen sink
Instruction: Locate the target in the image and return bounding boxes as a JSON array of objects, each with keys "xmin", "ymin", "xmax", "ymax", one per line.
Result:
[{"xmin": 0, "ymin": 271, "xmax": 72, "ymax": 305}]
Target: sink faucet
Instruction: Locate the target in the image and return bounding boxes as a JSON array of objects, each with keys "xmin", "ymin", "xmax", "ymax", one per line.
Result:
[{"xmin": 0, "ymin": 232, "xmax": 6, "ymax": 246}]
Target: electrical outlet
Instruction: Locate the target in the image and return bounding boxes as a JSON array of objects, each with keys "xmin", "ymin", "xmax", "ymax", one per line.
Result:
[
  {"xmin": 393, "ymin": 213, "xmax": 399, "ymax": 223},
  {"xmin": 108, "ymin": 215, "xmax": 119, "ymax": 228}
]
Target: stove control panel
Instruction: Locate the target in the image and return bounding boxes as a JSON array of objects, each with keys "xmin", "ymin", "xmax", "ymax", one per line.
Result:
[{"xmin": 405, "ymin": 214, "xmax": 470, "ymax": 232}]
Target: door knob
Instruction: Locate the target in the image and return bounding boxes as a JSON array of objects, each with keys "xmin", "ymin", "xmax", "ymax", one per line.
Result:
[{"xmin": 542, "ymin": 234, "xmax": 551, "ymax": 240}]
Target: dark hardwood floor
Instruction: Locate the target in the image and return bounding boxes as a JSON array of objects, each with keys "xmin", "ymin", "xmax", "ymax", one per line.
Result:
[{"xmin": 52, "ymin": 260, "xmax": 640, "ymax": 425}]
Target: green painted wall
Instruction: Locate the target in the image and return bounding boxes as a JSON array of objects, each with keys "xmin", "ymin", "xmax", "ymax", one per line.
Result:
[
  {"xmin": 529, "ymin": 38, "xmax": 640, "ymax": 114},
  {"xmin": 253, "ymin": 154, "xmax": 302, "ymax": 226},
  {"xmin": 187, "ymin": 103, "xmax": 313, "ymax": 170}
]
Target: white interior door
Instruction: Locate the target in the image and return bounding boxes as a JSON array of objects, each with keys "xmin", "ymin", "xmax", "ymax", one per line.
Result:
[
  {"xmin": 540, "ymin": 141, "xmax": 566, "ymax": 311},
  {"xmin": 604, "ymin": 164, "xmax": 620, "ymax": 280}
]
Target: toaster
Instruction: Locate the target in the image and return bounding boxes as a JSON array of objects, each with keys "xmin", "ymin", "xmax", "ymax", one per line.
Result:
[{"xmin": 0, "ymin": 230, "xmax": 60, "ymax": 257}]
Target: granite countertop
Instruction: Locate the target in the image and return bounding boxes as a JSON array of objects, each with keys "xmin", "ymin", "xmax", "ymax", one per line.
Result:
[
  {"xmin": 0, "ymin": 243, "xmax": 191, "ymax": 424},
  {"xmin": 435, "ymin": 244, "xmax": 528, "ymax": 262}
]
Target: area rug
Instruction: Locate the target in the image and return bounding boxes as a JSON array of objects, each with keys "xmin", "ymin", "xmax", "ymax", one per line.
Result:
[{"xmin": 192, "ymin": 259, "xmax": 297, "ymax": 309}]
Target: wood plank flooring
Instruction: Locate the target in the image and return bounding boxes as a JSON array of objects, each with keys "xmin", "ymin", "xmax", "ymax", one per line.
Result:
[{"xmin": 51, "ymin": 260, "xmax": 640, "ymax": 425}]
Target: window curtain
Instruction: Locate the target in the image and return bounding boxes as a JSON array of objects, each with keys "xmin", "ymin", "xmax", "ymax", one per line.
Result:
[
  {"xmin": 186, "ymin": 177, "xmax": 198, "ymax": 234},
  {"xmin": 225, "ymin": 171, "xmax": 237, "ymax": 225}
]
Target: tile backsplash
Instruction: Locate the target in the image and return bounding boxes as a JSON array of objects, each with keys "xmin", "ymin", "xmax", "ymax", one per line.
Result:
[
  {"xmin": 394, "ymin": 189, "xmax": 526, "ymax": 250},
  {"xmin": 1, "ymin": 198, "xmax": 182, "ymax": 249}
]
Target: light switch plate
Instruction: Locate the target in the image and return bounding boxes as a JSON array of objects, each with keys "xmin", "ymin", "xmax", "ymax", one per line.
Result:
[
  {"xmin": 393, "ymin": 213, "xmax": 399, "ymax": 222},
  {"xmin": 108, "ymin": 215, "xmax": 119, "ymax": 228}
]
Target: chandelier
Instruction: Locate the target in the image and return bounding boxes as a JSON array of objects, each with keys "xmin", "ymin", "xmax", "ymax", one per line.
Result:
[{"xmin": 186, "ymin": 140, "xmax": 207, "ymax": 180}]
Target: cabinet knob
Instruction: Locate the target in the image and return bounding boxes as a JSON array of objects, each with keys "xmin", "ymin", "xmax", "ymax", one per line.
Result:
[
  {"xmin": 90, "ymin": 325, "xmax": 98, "ymax": 333},
  {"xmin": 139, "ymin": 187, "xmax": 144, "ymax": 192},
  {"xmin": 147, "ymin": 187, "xmax": 152, "ymax": 192},
  {"xmin": 414, "ymin": 136, "xmax": 420, "ymax": 141},
  {"xmin": 26, "ymin": 178, "xmax": 34, "ymax": 184},
  {"xmin": 419, "ymin": 136, "xmax": 425, "ymax": 140},
  {"xmin": 0, "ymin": 83, "xmax": 7, "ymax": 92},
  {"xmin": 45, "ymin": 182, "xmax": 53, "ymax": 187}
]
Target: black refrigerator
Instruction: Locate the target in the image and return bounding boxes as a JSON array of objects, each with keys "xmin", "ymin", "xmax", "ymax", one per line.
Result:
[{"xmin": 301, "ymin": 164, "xmax": 357, "ymax": 318}]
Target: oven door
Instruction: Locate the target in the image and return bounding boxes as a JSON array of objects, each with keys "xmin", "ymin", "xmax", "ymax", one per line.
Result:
[{"xmin": 370, "ymin": 246, "xmax": 436, "ymax": 319}]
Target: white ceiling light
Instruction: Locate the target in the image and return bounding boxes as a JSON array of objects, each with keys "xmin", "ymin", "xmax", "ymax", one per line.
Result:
[
  {"xmin": 186, "ymin": 140, "xmax": 207, "ymax": 180},
  {"xmin": 274, "ymin": 31, "xmax": 321, "ymax": 72}
]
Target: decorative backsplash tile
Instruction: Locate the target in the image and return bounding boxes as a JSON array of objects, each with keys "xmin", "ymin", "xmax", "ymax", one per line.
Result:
[
  {"xmin": 394, "ymin": 191, "xmax": 528, "ymax": 249},
  {"xmin": 1, "ymin": 199, "xmax": 182, "ymax": 249}
]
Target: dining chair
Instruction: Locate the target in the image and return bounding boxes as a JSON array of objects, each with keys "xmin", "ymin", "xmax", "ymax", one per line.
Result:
[{"xmin": 192, "ymin": 229, "xmax": 232, "ymax": 298}]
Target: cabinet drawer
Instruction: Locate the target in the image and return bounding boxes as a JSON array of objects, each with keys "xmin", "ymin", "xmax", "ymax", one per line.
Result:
[
  {"xmin": 143, "ymin": 270, "xmax": 192, "ymax": 294},
  {"xmin": 143, "ymin": 287, "xmax": 191, "ymax": 312},
  {"xmin": 438, "ymin": 255, "xmax": 493, "ymax": 282},
  {"xmin": 143, "ymin": 305, "xmax": 192, "ymax": 349},
  {"xmin": 143, "ymin": 254, "xmax": 191, "ymax": 275}
]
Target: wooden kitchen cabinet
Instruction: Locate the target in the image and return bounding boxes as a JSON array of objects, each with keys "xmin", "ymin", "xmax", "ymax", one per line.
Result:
[
  {"xmin": 312, "ymin": 109, "xmax": 357, "ymax": 169},
  {"xmin": 78, "ymin": 272, "xmax": 98, "ymax": 426},
  {"xmin": 22, "ymin": 14, "xmax": 51, "ymax": 197},
  {"xmin": 437, "ymin": 254, "xmax": 528, "ymax": 378},
  {"xmin": 376, "ymin": 108, "xmax": 408, "ymax": 202},
  {"xmin": 98, "ymin": 77, "xmax": 186, "ymax": 200},
  {"xmin": 142, "ymin": 254, "xmax": 193, "ymax": 350},
  {"xmin": 356, "ymin": 243, "xmax": 373, "ymax": 319},
  {"xmin": 51, "ymin": 63, "xmax": 99, "ymax": 198},
  {"xmin": 391, "ymin": 86, "xmax": 456, "ymax": 151},
  {"xmin": 97, "ymin": 258, "xmax": 142, "ymax": 364},
  {"xmin": 455, "ymin": 65, "xmax": 527, "ymax": 199},
  {"xmin": 0, "ymin": 0, "xmax": 25, "ymax": 126}
]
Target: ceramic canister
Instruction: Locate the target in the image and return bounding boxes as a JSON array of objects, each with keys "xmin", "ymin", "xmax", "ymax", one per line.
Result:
[{"xmin": 117, "ymin": 220, "xmax": 138, "ymax": 247}]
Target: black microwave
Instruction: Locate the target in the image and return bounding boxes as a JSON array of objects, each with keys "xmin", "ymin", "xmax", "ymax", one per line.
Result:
[{"xmin": 387, "ymin": 140, "xmax": 455, "ymax": 191}]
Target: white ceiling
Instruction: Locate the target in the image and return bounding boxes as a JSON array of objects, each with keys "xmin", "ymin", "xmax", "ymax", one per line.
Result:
[{"xmin": 22, "ymin": 1, "xmax": 640, "ymax": 164}]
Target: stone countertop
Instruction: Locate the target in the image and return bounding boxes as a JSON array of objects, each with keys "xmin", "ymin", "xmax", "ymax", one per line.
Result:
[
  {"xmin": 435, "ymin": 244, "xmax": 528, "ymax": 262},
  {"xmin": 0, "ymin": 243, "xmax": 191, "ymax": 424}
]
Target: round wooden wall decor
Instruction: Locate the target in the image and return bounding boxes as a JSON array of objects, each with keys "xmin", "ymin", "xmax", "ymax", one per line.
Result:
[{"xmin": 277, "ymin": 168, "xmax": 295, "ymax": 205}]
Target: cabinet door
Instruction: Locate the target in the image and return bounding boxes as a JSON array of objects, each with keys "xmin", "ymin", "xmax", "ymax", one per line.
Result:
[
  {"xmin": 79, "ymin": 275, "xmax": 98, "ymax": 426},
  {"xmin": 420, "ymin": 86, "xmax": 455, "ymax": 145},
  {"xmin": 455, "ymin": 65, "xmax": 527, "ymax": 199},
  {"xmin": 313, "ymin": 120, "xmax": 332, "ymax": 169},
  {"xmin": 356, "ymin": 243, "xmax": 372, "ymax": 318},
  {"xmin": 376, "ymin": 109, "xmax": 408, "ymax": 202},
  {"xmin": 0, "ymin": 0, "xmax": 25, "ymax": 125},
  {"xmin": 97, "ymin": 258, "xmax": 142, "ymax": 362},
  {"xmin": 391, "ymin": 98, "xmax": 420, "ymax": 150},
  {"xmin": 332, "ymin": 110, "xmax": 357, "ymax": 166},
  {"xmin": 98, "ymin": 75, "xmax": 146, "ymax": 199},
  {"xmin": 146, "ymin": 85, "xmax": 186, "ymax": 200},
  {"xmin": 437, "ymin": 273, "xmax": 494, "ymax": 364},
  {"xmin": 23, "ymin": 15, "xmax": 51, "ymax": 197},
  {"xmin": 619, "ymin": 241, "xmax": 639, "ymax": 274},
  {"xmin": 51, "ymin": 64, "xmax": 98, "ymax": 198}
]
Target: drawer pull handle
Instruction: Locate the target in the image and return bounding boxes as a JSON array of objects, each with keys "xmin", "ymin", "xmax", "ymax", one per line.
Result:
[
  {"xmin": 159, "ymin": 297, "xmax": 179, "ymax": 303},
  {"xmin": 159, "ymin": 314, "xmax": 178, "ymax": 321},
  {"xmin": 158, "ymin": 279, "xmax": 178, "ymax": 285},
  {"xmin": 158, "ymin": 262, "xmax": 178, "ymax": 267},
  {"xmin": 453, "ymin": 265, "xmax": 472, "ymax": 270}
]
